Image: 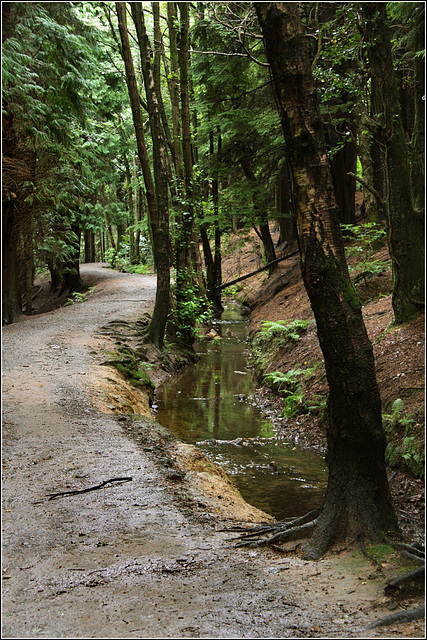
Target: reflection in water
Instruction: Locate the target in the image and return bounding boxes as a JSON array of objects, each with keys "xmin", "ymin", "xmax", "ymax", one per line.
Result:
[{"xmin": 156, "ymin": 304, "xmax": 327, "ymax": 520}]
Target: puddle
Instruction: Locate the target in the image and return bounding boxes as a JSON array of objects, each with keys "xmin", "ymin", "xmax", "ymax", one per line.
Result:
[{"xmin": 156, "ymin": 304, "xmax": 327, "ymax": 520}]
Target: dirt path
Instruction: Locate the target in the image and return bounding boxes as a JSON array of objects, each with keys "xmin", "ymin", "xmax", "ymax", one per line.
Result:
[{"xmin": 2, "ymin": 265, "xmax": 424, "ymax": 638}]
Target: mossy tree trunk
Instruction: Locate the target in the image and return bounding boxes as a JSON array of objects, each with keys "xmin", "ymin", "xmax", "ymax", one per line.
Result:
[
  {"xmin": 116, "ymin": 2, "xmax": 170, "ymax": 349},
  {"xmin": 362, "ymin": 3, "xmax": 424, "ymax": 324},
  {"xmin": 255, "ymin": 2, "xmax": 398, "ymax": 559},
  {"xmin": 410, "ymin": 8, "xmax": 425, "ymax": 215}
]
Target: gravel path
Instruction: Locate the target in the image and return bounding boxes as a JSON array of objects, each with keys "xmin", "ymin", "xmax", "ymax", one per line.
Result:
[{"xmin": 2, "ymin": 264, "xmax": 423, "ymax": 638}]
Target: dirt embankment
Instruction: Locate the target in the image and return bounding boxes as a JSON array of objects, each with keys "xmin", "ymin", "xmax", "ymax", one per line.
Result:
[
  {"xmin": 221, "ymin": 228, "xmax": 425, "ymax": 544},
  {"xmin": 2, "ymin": 263, "xmax": 424, "ymax": 639}
]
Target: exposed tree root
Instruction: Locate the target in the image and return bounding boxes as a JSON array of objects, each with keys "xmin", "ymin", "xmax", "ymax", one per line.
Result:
[
  {"xmin": 359, "ymin": 534, "xmax": 382, "ymax": 567},
  {"xmin": 366, "ymin": 606, "xmax": 425, "ymax": 629},
  {"xmin": 385, "ymin": 566, "xmax": 425, "ymax": 594},
  {"xmin": 400, "ymin": 550, "xmax": 425, "ymax": 565},
  {"xmin": 226, "ymin": 507, "xmax": 322, "ymax": 548}
]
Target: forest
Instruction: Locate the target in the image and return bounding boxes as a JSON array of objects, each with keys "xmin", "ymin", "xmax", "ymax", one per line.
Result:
[{"xmin": 2, "ymin": 2, "xmax": 425, "ymax": 638}]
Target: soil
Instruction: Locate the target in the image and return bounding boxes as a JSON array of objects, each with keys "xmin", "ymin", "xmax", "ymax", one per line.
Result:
[
  {"xmin": 2, "ymin": 263, "xmax": 425, "ymax": 638},
  {"xmin": 222, "ymin": 228, "xmax": 425, "ymax": 545}
]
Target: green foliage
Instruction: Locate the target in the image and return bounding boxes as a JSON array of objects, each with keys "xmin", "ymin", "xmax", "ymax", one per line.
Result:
[
  {"xmin": 342, "ymin": 222, "xmax": 386, "ymax": 258},
  {"xmin": 64, "ymin": 286, "xmax": 96, "ymax": 306},
  {"xmin": 250, "ymin": 319, "xmax": 311, "ymax": 373},
  {"xmin": 263, "ymin": 364, "xmax": 325, "ymax": 419},
  {"xmin": 103, "ymin": 346, "xmax": 154, "ymax": 392},
  {"xmin": 257, "ymin": 319, "xmax": 310, "ymax": 343},
  {"xmin": 170, "ymin": 269, "xmax": 212, "ymax": 343},
  {"xmin": 105, "ymin": 246, "xmax": 151, "ymax": 275},
  {"xmin": 383, "ymin": 399, "xmax": 424, "ymax": 478},
  {"xmin": 342, "ymin": 222, "xmax": 389, "ymax": 284}
]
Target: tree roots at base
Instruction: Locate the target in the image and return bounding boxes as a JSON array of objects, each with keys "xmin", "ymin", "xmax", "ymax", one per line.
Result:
[
  {"xmin": 366, "ymin": 606, "xmax": 425, "ymax": 630},
  {"xmin": 225, "ymin": 507, "xmax": 322, "ymax": 548}
]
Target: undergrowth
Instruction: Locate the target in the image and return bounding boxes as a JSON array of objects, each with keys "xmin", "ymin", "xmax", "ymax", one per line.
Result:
[
  {"xmin": 64, "ymin": 286, "xmax": 96, "ymax": 306},
  {"xmin": 383, "ymin": 398, "xmax": 424, "ymax": 478},
  {"xmin": 101, "ymin": 345, "xmax": 154, "ymax": 402},
  {"xmin": 250, "ymin": 319, "xmax": 311, "ymax": 373},
  {"xmin": 263, "ymin": 364, "xmax": 327, "ymax": 419}
]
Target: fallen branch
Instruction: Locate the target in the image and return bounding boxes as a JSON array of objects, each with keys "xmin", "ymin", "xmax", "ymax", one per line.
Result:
[
  {"xmin": 347, "ymin": 172, "xmax": 385, "ymax": 207},
  {"xmin": 45, "ymin": 477, "xmax": 133, "ymax": 500},
  {"xmin": 218, "ymin": 250, "xmax": 299, "ymax": 291}
]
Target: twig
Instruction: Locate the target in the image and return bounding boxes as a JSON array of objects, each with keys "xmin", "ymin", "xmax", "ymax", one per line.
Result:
[
  {"xmin": 347, "ymin": 172, "xmax": 385, "ymax": 206},
  {"xmin": 45, "ymin": 477, "xmax": 133, "ymax": 500}
]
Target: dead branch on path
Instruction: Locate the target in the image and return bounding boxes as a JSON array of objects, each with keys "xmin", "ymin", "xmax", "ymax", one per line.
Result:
[{"xmin": 45, "ymin": 477, "xmax": 133, "ymax": 500}]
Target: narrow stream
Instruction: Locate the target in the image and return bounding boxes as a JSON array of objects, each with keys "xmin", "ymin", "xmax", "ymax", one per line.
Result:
[{"xmin": 156, "ymin": 304, "xmax": 327, "ymax": 521}]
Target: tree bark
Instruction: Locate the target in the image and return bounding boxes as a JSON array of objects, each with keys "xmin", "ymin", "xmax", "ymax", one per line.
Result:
[
  {"xmin": 276, "ymin": 159, "xmax": 297, "ymax": 247},
  {"xmin": 116, "ymin": 1, "xmax": 170, "ymax": 348},
  {"xmin": 411, "ymin": 8, "xmax": 425, "ymax": 214},
  {"xmin": 84, "ymin": 230, "xmax": 96, "ymax": 263},
  {"xmin": 170, "ymin": 1, "xmax": 201, "ymax": 347},
  {"xmin": 166, "ymin": 2, "xmax": 183, "ymax": 177},
  {"xmin": 330, "ymin": 138, "xmax": 356, "ymax": 225},
  {"xmin": 255, "ymin": 2, "xmax": 398, "ymax": 558},
  {"xmin": 2, "ymin": 200, "xmax": 21, "ymax": 324},
  {"xmin": 362, "ymin": 3, "xmax": 424, "ymax": 324}
]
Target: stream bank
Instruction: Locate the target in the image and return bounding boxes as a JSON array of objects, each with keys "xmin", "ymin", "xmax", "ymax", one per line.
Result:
[
  {"xmin": 220, "ymin": 229, "xmax": 425, "ymax": 545},
  {"xmin": 3, "ymin": 264, "xmax": 424, "ymax": 638},
  {"xmin": 155, "ymin": 303, "xmax": 327, "ymax": 523}
]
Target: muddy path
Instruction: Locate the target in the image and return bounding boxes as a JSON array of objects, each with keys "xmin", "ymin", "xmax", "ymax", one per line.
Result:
[{"xmin": 2, "ymin": 264, "xmax": 424, "ymax": 638}]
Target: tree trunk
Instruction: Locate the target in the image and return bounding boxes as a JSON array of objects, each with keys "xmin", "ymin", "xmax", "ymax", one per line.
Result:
[
  {"xmin": 84, "ymin": 230, "xmax": 96, "ymax": 263},
  {"xmin": 166, "ymin": 2, "xmax": 182, "ymax": 177},
  {"xmin": 2, "ymin": 200, "xmax": 21, "ymax": 324},
  {"xmin": 276, "ymin": 159, "xmax": 297, "ymax": 247},
  {"xmin": 123, "ymin": 155, "xmax": 137, "ymax": 264},
  {"xmin": 363, "ymin": 3, "xmax": 424, "ymax": 323},
  {"xmin": 240, "ymin": 155, "xmax": 277, "ymax": 274},
  {"xmin": 411, "ymin": 9, "xmax": 425, "ymax": 214},
  {"xmin": 255, "ymin": 2, "xmax": 398, "ymax": 559},
  {"xmin": 201, "ymin": 128, "xmax": 223, "ymax": 313},
  {"xmin": 116, "ymin": 1, "xmax": 170, "ymax": 348},
  {"xmin": 168, "ymin": 1, "xmax": 201, "ymax": 347},
  {"xmin": 330, "ymin": 139, "xmax": 356, "ymax": 225},
  {"xmin": 351, "ymin": 102, "xmax": 383, "ymax": 223}
]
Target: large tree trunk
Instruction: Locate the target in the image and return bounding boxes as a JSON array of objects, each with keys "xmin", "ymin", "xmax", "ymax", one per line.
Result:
[
  {"xmin": 116, "ymin": 2, "xmax": 170, "ymax": 348},
  {"xmin": 362, "ymin": 3, "xmax": 424, "ymax": 324},
  {"xmin": 330, "ymin": 138, "xmax": 356, "ymax": 225},
  {"xmin": 212, "ymin": 128, "xmax": 223, "ymax": 311},
  {"xmin": 255, "ymin": 2, "xmax": 398, "ymax": 559},
  {"xmin": 84, "ymin": 230, "xmax": 96, "ymax": 263},
  {"xmin": 411, "ymin": 7, "xmax": 425, "ymax": 214},
  {"xmin": 169, "ymin": 1, "xmax": 202, "ymax": 347},
  {"xmin": 2, "ymin": 200, "xmax": 21, "ymax": 324},
  {"xmin": 200, "ymin": 128, "xmax": 223, "ymax": 314},
  {"xmin": 276, "ymin": 159, "xmax": 297, "ymax": 247}
]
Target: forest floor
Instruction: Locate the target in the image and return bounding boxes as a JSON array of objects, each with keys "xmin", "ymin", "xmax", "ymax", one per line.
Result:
[
  {"xmin": 2, "ymin": 262, "xmax": 424, "ymax": 639},
  {"xmin": 221, "ymin": 225, "xmax": 425, "ymax": 546}
]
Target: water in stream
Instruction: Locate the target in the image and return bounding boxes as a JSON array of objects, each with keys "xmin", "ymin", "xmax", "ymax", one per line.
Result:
[{"xmin": 156, "ymin": 304, "xmax": 327, "ymax": 521}]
